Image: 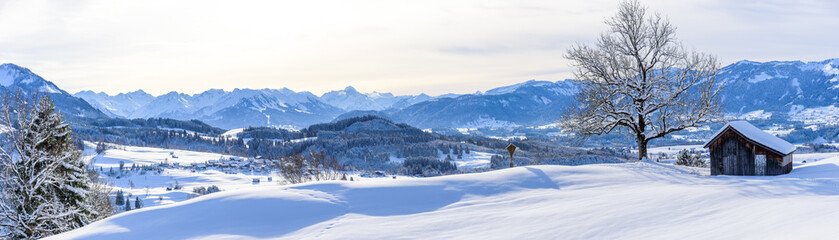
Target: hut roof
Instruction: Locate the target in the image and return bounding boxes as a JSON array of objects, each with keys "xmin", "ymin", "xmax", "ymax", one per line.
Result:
[{"xmin": 703, "ymin": 121, "xmax": 796, "ymax": 155}]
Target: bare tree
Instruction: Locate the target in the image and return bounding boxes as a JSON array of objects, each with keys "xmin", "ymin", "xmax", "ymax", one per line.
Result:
[
  {"xmin": 562, "ymin": 0, "xmax": 723, "ymax": 160},
  {"xmin": 279, "ymin": 154, "xmax": 307, "ymax": 184}
]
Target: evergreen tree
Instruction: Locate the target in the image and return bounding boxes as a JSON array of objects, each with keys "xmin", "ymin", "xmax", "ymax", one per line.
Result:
[
  {"xmin": 134, "ymin": 197, "xmax": 142, "ymax": 209},
  {"xmin": 0, "ymin": 93, "xmax": 97, "ymax": 239},
  {"xmin": 115, "ymin": 190, "xmax": 125, "ymax": 206},
  {"xmin": 124, "ymin": 199, "xmax": 131, "ymax": 211}
]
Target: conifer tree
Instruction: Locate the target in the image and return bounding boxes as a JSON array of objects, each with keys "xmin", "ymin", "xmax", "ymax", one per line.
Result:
[
  {"xmin": 115, "ymin": 190, "xmax": 125, "ymax": 206},
  {"xmin": 0, "ymin": 93, "xmax": 98, "ymax": 239},
  {"xmin": 134, "ymin": 197, "xmax": 142, "ymax": 209}
]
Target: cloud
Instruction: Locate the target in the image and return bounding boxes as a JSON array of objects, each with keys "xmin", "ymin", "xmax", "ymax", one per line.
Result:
[{"xmin": 0, "ymin": 0, "xmax": 836, "ymax": 96}]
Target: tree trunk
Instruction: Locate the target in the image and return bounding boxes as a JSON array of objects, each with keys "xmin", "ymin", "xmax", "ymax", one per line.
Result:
[{"xmin": 637, "ymin": 138, "xmax": 648, "ymax": 161}]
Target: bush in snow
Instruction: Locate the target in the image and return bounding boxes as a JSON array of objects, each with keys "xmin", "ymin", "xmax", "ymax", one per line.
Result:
[
  {"xmin": 279, "ymin": 151, "xmax": 344, "ymax": 185},
  {"xmin": 280, "ymin": 154, "xmax": 307, "ymax": 184},
  {"xmin": 675, "ymin": 150, "xmax": 706, "ymax": 167},
  {"xmin": 189, "ymin": 185, "xmax": 222, "ymax": 199},
  {"xmin": 95, "ymin": 141, "xmax": 108, "ymax": 154},
  {"xmin": 490, "ymin": 155, "xmax": 507, "ymax": 169},
  {"xmin": 307, "ymin": 150, "xmax": 344, "ymax": 181},
  {"xmin": 86, "ymin": 168, "xmax": 115, "ymax": 219}
]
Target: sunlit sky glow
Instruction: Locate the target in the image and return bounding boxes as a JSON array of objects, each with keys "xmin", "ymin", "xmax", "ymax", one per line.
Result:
[{"xmin": 1, "ymin": 0, "xmax": 838, "ymax": 96}]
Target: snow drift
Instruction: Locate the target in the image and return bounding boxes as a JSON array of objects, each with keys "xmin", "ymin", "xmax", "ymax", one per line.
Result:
[{"xmin": 51, "ymin": 158, "xmax": 839, "ymax": 240}]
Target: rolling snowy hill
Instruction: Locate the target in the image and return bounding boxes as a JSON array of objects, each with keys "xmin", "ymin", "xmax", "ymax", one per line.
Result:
[{"xmin": 50, "ymin": 153, "xmax": 839, "ymax": 240}]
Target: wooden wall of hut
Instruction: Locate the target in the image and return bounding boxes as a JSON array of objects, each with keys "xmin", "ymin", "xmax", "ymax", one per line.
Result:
[{"xmin": 708, "ymin": 130, "xmax": 791, "ymax": 176}]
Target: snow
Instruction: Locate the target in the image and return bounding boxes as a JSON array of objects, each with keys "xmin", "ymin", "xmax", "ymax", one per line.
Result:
[
  {"xmin": 789, "ymin": 105, "xmax": 839, "ymax": 124},
  {"xmin": 765, "ymin": 126, "xmax": 794, "ymax": 137},
  {"xmin": 51, "ymin": 152, "xmax": 839, "ymax": 240},
  {"xmin": 704, "ymin": 121, "xmax": 796, "ymax": 155},
  {"xmin": 823, "ymin": 63, "xmax": 839, "ymax": 76},
  {"xmin": 88, "ymin": 144, "xmax": 234, "ymax": 168},
  {"xmin": 747, "ymin": 72, "xmax": 773, "ymax": 83},
  {"xmin": 221, "ymin": 128, "xmax": 244, "ymax": 138},
  {"xmin": 791, "ymin": 78, "xmax": 803, "ymax": 94},
  {"xmin": 40, "ymin": 84, "xmax": 62, "ymax": 94},
  {"xmin": 79, "ymin": 142, "xmax": 286, "ymax": 211},
  {"xmin": 533, "ymin": 95, "xmax": 551, "ymax": 104},
  {"xmin": 0, "ymin": 71, "xmax": 14, "ymax": 87},
  {"xmin": 645, "ymin": 144, "xmax": 704, "ymax": 155},
  {"xmin": 463, "ymin": 117, "xmax": 520, "ymax": 128},
  {"xmin": 535, "ymin": 123, "xmax": 560, "ymax": 129},
  {"xmin": 739, "ymin": 110, "xmax": 771, "ymax": 120},
  {"xmin": 453, "ymin": 151, "xmax": 493, "ymax": 169}
]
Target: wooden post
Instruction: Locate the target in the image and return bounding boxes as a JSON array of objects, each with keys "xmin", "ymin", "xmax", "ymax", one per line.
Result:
[{"xmin": 506, "ymin": 143, "xmax": 517, "ymax": 168}]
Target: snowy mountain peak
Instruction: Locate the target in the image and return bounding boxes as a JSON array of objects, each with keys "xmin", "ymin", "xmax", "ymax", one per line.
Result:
[
  {"xmin": 0, "ymin": 63, "xmax": 32, "ymax": 87},
  {"xmin": 0, "ymin": 63, "xmax": 107, "ymax": 118},
  {"xmin": 0, "ymin": 63, "xmax": 65, "ymax": 94},
  {"xmin": 733, "ymin": 60, "xmax": 760, "ymax": 66},
  {"xmin": 343, "ymin": 86, "xmax": 359, "ymax": 93},
  {"xmin": 483, "ymin": 80, "xmax": 575, "ymax": 96},
  {"xmin": 366, "ymin": 91, "xmax": 395, "ymax": 99}
]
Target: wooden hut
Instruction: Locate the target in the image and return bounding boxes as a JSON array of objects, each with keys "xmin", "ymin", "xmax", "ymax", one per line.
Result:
[{"xmin": 703, "ymin": 121, "xmax": 796, "ymax": 176}]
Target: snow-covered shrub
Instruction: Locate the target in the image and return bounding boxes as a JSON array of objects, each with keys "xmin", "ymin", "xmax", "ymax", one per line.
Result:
[
  {"xmin": 490, "ymin": 155, "xmax": 507, "ymax": 169},
  {"xmin": 675, "ymin": 150, "xmax": 706, "ymax": 167},
  {"xmin": 95, "ymin": 141, "xmax": 108, "ymax": 154},
  {"xmin": 280, "ymin": 154, "xmax": 307, "ymax": 184},
  {"xmin": 189, "ymin": 185, "xmax": 222, "ymax": 199},
  {"xmin": 279, "ymin": 151, "xmax": 344, "ymax": 185}
]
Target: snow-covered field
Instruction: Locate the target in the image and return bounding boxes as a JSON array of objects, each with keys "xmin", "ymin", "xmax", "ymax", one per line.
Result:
[
  {"xmin": 51, "ymin": 145, "xmax": 839, "ymax": 240},
  {"xmin": 645, "ymin": 144, "xmax": 705, "ymax": 155},
  {"xmin": 453, "ymin": 151, "xmax": 493, "ymax": 169},
  {"xmin": 389, "ymin": 150, "xmax": 493, "ymax": 169},
  {"xmin": 83, "ymin": 143, "xmax": 280, "ymax": 209}
]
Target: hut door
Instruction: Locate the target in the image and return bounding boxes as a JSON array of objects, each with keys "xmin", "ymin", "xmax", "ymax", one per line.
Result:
[
  {"xmin": 723, "ymin": 139, "xmax": 738, "ymax": 174},
  {"xmin": 754, "ymin": 155, "xmax": 766, "ymax": 176}
]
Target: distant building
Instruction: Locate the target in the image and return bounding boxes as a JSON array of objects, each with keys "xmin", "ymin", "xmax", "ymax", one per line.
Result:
[
  {"xmin": 704, "ymin": 121, "xmax": 795, "ymax": 176},
  {"xmin": 192, "ymin": 163, "xmax": 207, "ymax": 169}
]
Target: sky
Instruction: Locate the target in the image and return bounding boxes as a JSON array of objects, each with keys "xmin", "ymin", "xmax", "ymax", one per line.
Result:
[{"xmin": 1, "ymin": 0, "xmax": 838, "ymax": 96}]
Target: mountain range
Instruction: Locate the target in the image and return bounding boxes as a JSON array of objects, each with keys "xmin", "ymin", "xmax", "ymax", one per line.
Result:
[
  {"xmin": 715, "ymin": 59, "xmax": 839, "ymax": 124},
  {"xmin": 0, "ymin": 63, "xmax": 107, "ymax": 120},
  {"xmin": 3, "ymin": 58, "xmax": 839, "ymax": 130}
]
